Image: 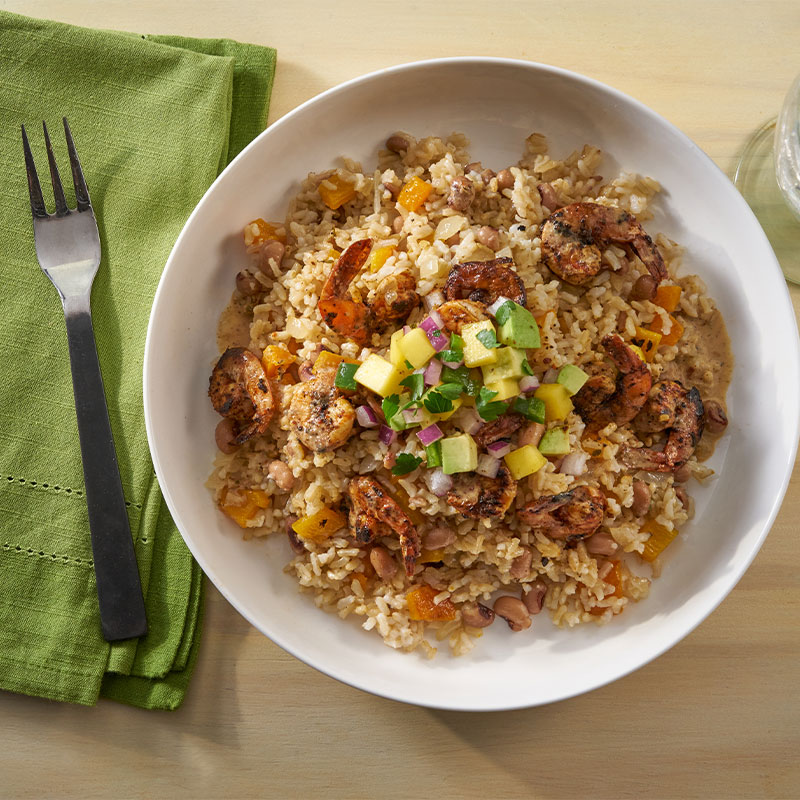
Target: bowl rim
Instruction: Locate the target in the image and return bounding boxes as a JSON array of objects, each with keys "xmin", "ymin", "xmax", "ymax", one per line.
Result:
[{"xmin": 144, "ymin": 56, "xmax": 800, "ymax": 711}]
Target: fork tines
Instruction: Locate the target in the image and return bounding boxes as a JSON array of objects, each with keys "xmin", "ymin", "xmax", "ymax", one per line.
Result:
[{"xmin": 21, "ymin": 118, "xmax": 92, "ymax": 218}]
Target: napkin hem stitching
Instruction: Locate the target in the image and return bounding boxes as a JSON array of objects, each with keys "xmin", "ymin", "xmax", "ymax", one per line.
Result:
[
  {"xmin": 2, "ymin": 541, "xmax": 94, "ymax": 568},
  {"xmin": 4, "ymin": 474, "xmax": 144, "ymax": 510}
]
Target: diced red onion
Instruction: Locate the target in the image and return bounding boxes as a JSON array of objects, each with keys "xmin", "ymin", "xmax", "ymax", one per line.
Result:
[
  {"xmin": 424, "ymin": 290, "xmax": 446, "ymax": 311},
  {"xmin": 441, "ymin": 358, "xmax": 464, "ymax": 369},
  {"xmin": 486, "ymin": 295, "xmax": 512, "ymax": 316},
  {"xmin": 378, "ymin": 425, "xmax": 397, "ymax": 446},
  {"xmin": 543, "ymin": 368, "xmax": 558, "ymax": 383},
  {"xmin": 427, "ymin": 468, "xmax": 453, "ymax": 497},
  {"xmin": 476, "ymin": 454, "xmax": 500, "ymax": 478},
  {"xmin": 559, "ymin": 451, "xmax": 589, "ymax": 476},
  {"xmin": 402, "ymin": 407, "xmax": 425, "ymax": 425},
  {"xmin": 403, "ymin": 325, "xmax": 411, "ymax": 335},
  {"xmin": 417, "ymin": 423, "xmax": 443, "ymax": 446},
  {"xmin": 452, "ymin": 405, "xmax": 482, "ymax": 435},
  {"xmin": 486, "ymin": 440, "xmax": 512, "ymax": 458},
  {"xmin": 423, "ymin": 358, "xmax": 442, "ymax": 386},
  {"xmin": 356, "ymin": 405, "xmax": 379, "ymax": 428},
  {"xmin": 519, "ymin": 375, "xmax": 540, "ymax": 393},
  {"xmin": 419, "ymin": 315, "xmax": 448, "ymax": 351}
]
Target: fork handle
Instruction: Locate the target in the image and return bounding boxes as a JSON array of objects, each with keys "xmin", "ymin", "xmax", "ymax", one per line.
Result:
[{"xmin": 62, "ymin": 299, "xmax": 148, "ymax": 642}]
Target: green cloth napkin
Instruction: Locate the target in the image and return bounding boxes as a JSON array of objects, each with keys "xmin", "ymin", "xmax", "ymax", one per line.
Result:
[{"xmin": 0, "ymin": 11, "xmax": 276, "ymax": 710}]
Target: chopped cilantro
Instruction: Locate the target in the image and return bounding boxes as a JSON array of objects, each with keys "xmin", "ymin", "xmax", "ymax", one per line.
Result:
[
  {"xmin": 392, "ymin": 453, "xmax": 422, "ymax": 476},
  {"xmin": 494, "ymin": 300, "xmax": 517, "ymax": 326},
  {"xmin": 400, "ymin": 372, "xmax": 425, "ymax": 402},
  {"xmin": 404, "ymin": 359, "xmax": 414, "ymax": 370},
  {"xmin": 439, "ymin": 349, "xmax": 463, "ymax": 363},
  {"xmin": 449, "ymin": 333, "xmax": 464, "ymax": 349},
  {"xmin": 476, "ymin": 328, "xmax": 500, "ymax": 349},
  {"xmin": 381, "ymin": 394, "xmax": 399, "ymax": 421},
  {"xmin": 441, "ymin": 365, "xmax": 480, "ymax": 396},
  {"xmin": 436, "ymin": 382, "xmax": 463, "ymax": 400},
  {"xmin": 422, "ymin": 390, "xmax": 454, "ymax": 414},
  {"xmin": 476, "ymin": 386, "xmax": 508, "ymax": 421},
  {"xmin": 521, "ymin": 358, "xmax": 534, "ymax": 376}
]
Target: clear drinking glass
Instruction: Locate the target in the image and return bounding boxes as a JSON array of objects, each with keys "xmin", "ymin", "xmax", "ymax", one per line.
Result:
[{"xmin": 734, "ymin": 71, "xmax": 800, "ymax": 284}]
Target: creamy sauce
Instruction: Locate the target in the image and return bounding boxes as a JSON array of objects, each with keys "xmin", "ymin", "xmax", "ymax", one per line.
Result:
[
  {"xmin": 662, "ymin": 307, "xmax": 734, "ymax": 461},
  {"xmin": 216, "ymin": 292, "xmax": 252, "ymax": 353}
]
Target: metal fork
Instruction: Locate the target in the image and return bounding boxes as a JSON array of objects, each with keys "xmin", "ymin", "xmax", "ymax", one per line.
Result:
[{"xmin": 22, "ymin": 119, "xmax": 147, "ymax": 642}]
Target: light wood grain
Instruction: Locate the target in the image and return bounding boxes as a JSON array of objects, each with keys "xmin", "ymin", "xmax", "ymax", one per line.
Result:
[{"xmin": 3, "ymin": 2, "xmax": 799, "ymax": 798}]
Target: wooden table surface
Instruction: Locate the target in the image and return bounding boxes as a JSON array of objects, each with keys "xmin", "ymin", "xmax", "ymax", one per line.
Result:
[{"xmin": 3, "ymin": 2, "xmax": 799, "ymax": 798}]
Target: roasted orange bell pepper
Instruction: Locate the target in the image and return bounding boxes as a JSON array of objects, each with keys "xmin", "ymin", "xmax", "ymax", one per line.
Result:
[
  {"xmin": 292, "ymin": 506, "xmax": 347, "ymax": 543},
  {"xmin": 368, "ymin": 246, "xmax": 394, "ymax": 273},
  {"xmin": 589, "ymin": 561, "xmax": 624, "ymax": 615},
  {"xmin": 406, "ymin": 585, "xmax": 457, "ymax": 621},
  {"xmin": 632, "ymin": 326, "xmax": 663, "ymax": 362},
  {"xmin": 650, "ymin": 313, "xmax": 684, "ymax": 346},
  {"xmin": 398, "ymin": 176, "xmax": 432, "ymax": 212},
  {"xmin": 261, "ymin": 344, "xmax": 296, "ymax": 378},
  {"xmin": 654, "ymin": 284, "xmax": 682, "ymax": 313},
  {"xmin": 318, "ymin": 175, "xmax": 356, "ymax": 209},
  {"xmin": 220, "ymin": 488, "xmax": 272, "ymax": 528},
  {"xmin": 640, "ymin": 520, "xmax": 679, "ymax": 562},
  {"xmin": 243, "ymin": 218, "xmax": 286, "ymax": 247}
]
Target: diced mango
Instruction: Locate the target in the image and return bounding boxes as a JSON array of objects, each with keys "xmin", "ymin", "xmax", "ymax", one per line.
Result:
[
  {"xmin": 632, "ymin": 327, "xmax": 662, "ymax": 363},
  {"xmin": 389, "ymin": 329, "xmax": 405, "ymax": 367},
  {"xmin": 650, "ymin": 313, "xmax": 684, "ymax": 346},
  {"xmin": 640, "ymin": 520, "xmax": 679, "ymax": 562},
  {"xmin": 243, "ymin": 218, "xmax": 286, "ymax": 247},
  {"xmin": 461, "ymin": 320, "xmax": 498, "ymax": 367},
  {"xmin": 533, "ymin": 383, "xmax": 574, "ymax": 422},
  {"xmin": 504, "ymin": 445, "xmax": 547, "ymax": 479},
  {"xmin": 368, "ymin": 245, "xmax": 394, "ymax": 273},
  {"xmin": 654, "ymin": 284, "xmax": 682, "ymax": 313},
  {"xmin": 318, "ymin": 174, "xmax": 356, "ymax": 209},
  {"xmin": 220, "ymin": 488, "xmax": 271, "ymax": 528},
  {"xmin": 261, "ymin": 345, "xmax": 295, "ymax": 378},
  {"xmin": 354, "ymin": 354, "xmax": 401, "ymax": 397},
  {"xmin": 406, "ymin": 584, "xmax": 457, "ymax": 621},
  {"xmin": 484, "ymin": 377, "xmax": 520, "ymax": 402},
  {"xmin": 400, "ymin": 327, "xmax": 436, "ymax": 368},
  {"xmin": 398, "ymin": 176, "xmax": 433, "ymax": 212},
  {"xmin": 292, "ymin": 506, "xmax": 346, "ymax": 543}
]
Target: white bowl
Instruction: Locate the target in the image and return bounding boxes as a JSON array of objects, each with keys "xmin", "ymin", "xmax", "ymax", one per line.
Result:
[{"xmin": 144, "ymin": 58, "xmax": 800, "ymax": 710}]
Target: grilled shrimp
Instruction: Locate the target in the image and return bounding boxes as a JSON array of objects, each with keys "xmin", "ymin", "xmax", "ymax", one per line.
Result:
[
  {"xmin": 446, "ymin": 463, "xmax": 517, "ymax": 519},
  {"xmin": 348, "ymin": 476, "xmax": 420, "ymax": 577},
  {"xmin": 541, "ymin": 202, "xmax": 668, "ymax": 287},
  {"xmin": 437, "ymin": 299, "xmax": 489, "ymax": 333},
  {"xmin": 634, "ymin": 380, "xmax": 685, "ymax": 433},
  {"xmin": 518, "ymin": 485, "xmax": 605, "ymax": 541},
  {"xmin": 444, "ymin": 258, "xmax": 527, "ymax": 307},
  {"xmin": 318, "ymin": 239, "xmax": 419, "ymax": 345},
  {"xmin": 209, "ymin": 347, "xmax": 275, "ymax": 444},
  {"xmin": 620, "ymin": 384, "xmax": 705, "ymax": 472},
  {"xmin": 288, "ymin": 359, "xmax": 355, "ymax": 452},
  {"xmin": 472, "ymin": 413, "xmax": 524, "ymax": 448},
  {"xmin": 573, "ymin": 334, "xmax": 651, "ymax": 432}
]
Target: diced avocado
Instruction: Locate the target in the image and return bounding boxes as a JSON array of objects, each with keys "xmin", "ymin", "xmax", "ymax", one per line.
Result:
[
  {"xmin": 484, "ymin": 377, "xmax": 520, "ymax": 402},
  {"xmin": 354, "ymin": 354, "xmax": 401, "ymax": 397},
  {"xmin": 400, "ymin": 327, "xmax": 436, "ymax": 368},
  {"xmin": 389, "ymin": 329, "xmax": 405, "ymax": 366},
  {"xmin": 441, "ymin": 433, "xmax": 478, "ymax": 475},
  {"xmin": 496, "ymin": 301, "xmax": 541, "ymax": 349},
  {"xmin": 538, "ymin": 427, "xmax": 571, "ymax": 455},
  {"xmin": 504, "ymin": 445, "xmax": 547, "ymax": 479},
  {"xmin": 556, "ymin": 364, "xmax": 590, "ymax": 396},
  {"xmin": 533, "ymin": 383, "xmax": 574, "ymax": 422},
  {"xmin": 461, "ymin": 320, "xmax": 498, "ymax": 367},
  {"xmin": 481, "ymin": 347, "xmax": 527, "ymax": 384}
]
